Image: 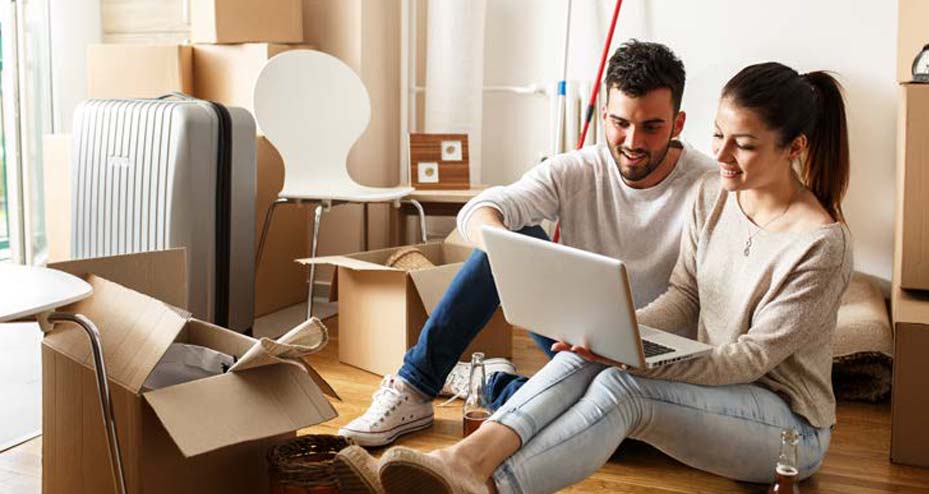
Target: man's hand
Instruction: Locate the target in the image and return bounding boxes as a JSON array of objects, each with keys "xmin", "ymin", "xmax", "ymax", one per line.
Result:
[{"xmin": 551, "ymin": 341, "xmax": 630, "ymax": 370}]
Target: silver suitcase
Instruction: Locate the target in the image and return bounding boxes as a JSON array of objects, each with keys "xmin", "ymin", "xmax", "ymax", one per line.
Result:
[{"xmin": 70, "ymin": 95, "xmax": 256, "ymax": 333}]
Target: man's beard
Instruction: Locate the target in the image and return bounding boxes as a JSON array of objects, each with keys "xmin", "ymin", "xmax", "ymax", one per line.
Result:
[{"xmin": 610, "ymin": 138, "xmax": 673, "ymax": 182}]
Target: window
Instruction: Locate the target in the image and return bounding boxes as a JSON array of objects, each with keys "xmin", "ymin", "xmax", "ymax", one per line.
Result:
[{"xmin": 0, "ymin": 0, "xmax": 53, "ymax": 264}]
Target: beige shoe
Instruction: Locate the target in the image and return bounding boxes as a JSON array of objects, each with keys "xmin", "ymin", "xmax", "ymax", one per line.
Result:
[
  {"xmin": 333, "ymin": 445, "xmax": 384, "ymax": 494},
  {"xmin": 378, "ymin": 446, "xmax": 489, "ymax": 494}
]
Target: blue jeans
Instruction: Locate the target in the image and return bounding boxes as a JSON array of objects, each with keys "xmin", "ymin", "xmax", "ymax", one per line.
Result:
[
  {"xmin": 489, "ymin": 352, "xmax": 833, "ymax": 494},
  {"xmin": 398, "ymin": 225, "xmax": 556, "ymax": 404}
]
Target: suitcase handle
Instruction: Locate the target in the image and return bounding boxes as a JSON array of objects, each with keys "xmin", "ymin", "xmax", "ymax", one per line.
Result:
[{"xmin": 155, "ymin": 92, "xmax": 196, "ymax": 101}]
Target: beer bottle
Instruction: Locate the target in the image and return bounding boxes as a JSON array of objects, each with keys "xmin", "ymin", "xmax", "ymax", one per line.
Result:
[
  {"xmin": 462, "ymin": 352, "xmax": 490, "ymax": 437},
  {"xmin": 769, "ymin": 428, "xmax": 801, "ymax": 494}
]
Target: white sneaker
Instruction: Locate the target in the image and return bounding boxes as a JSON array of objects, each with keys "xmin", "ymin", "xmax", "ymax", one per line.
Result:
[
  {"xmin": 439, "ymin": 357, "xmax": 517, "ymax": 401},
  {"xmin": 338, "ymin": 375, "xmax": 434, "ymax": 447}
]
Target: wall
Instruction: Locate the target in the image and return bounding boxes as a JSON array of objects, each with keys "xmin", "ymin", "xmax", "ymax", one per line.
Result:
[{"xmin": 480, "ymin": 0, "xmax": 898, "ymax": 285}]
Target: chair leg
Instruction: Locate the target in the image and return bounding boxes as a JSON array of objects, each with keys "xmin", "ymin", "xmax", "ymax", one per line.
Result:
[
  {"xmin": 307, "ymin": 203, "xmax": 325, "ymax": 319},
  {"xmin": 46, "ymin": 312, "xmax": 127, "ymax": 494},
  {"xmin": 362, "ymin": 202, "xmax": 369, "ymax": 252},
  {"xmin": 403, "ymin": 199, "xmax": 428, "ymax": 243},
  {"xmin": 256, "ymin": 198, "xmax": 290, "ymax": 265}
]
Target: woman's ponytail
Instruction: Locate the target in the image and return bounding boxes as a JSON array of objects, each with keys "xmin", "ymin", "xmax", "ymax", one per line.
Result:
[{"xmin": 802, "ymin": 71, "xmax": 849, "ymax": 222}]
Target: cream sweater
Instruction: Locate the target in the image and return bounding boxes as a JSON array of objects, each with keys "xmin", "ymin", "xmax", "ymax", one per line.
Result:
[
  {"xmin": 457, "ymin": 142, "xmax": 714, "ymax": 308},
  {"xmin": 636, "ymin": 172, "xmax": 852, "ymax": 428}
]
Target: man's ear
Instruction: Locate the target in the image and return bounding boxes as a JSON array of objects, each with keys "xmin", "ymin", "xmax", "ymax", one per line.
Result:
[{"xmin": 672, "ymin": 111, "xmax": 686, "ymax": 138}]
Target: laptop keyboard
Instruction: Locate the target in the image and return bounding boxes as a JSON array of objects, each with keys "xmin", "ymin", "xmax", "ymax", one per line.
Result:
[{"xmin": 642, "ymin": 339, "xmax": 675, "ymax": 358}]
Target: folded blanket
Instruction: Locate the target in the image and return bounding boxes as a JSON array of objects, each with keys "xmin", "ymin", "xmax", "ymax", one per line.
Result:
[{"xmin": 831, "ymin": 274, "xmax": 893, "ymax": 402}]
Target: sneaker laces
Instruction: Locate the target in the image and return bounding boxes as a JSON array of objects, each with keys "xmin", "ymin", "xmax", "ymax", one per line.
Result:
[
  {"xmin": 361, "ymin": 376, "xmax": 404, "ymax": 424},
  {"xmin": 438, "ymin": 366, "xmax": 470, "ymax": 407}
]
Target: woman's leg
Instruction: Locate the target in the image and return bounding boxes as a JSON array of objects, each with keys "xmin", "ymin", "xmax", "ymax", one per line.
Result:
[
  {"xmin": 424, "ymin": 352, "xmax": 606, "ymax": 485},
  {"xmin": 492, "ymin": 367, "xmax": 832, "ymax": 494}
]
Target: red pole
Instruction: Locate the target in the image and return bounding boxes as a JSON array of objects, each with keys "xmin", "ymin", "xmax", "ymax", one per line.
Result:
[{"xmin": 554, "ymin": 0, "xmax": 624, "ymax": 243}]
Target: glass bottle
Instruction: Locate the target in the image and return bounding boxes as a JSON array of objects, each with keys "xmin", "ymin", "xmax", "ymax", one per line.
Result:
[
  {"xmin": 462, "ymin": 352, "xmax": 490, "ymax": 437},
  {"xmin": 769, "ymin": 428, "xmax": 801, "ymax": 494}
]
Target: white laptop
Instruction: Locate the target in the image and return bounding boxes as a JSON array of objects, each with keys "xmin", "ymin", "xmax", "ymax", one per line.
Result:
[{"xmin": 482, "ymin": 227, "xmax": 713, "ymax": 369}]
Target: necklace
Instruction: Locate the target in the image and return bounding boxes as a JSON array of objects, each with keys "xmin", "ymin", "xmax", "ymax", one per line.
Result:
[{"xmin": 740, "ymin": 186, "xmax": 800, "ymax": 257}]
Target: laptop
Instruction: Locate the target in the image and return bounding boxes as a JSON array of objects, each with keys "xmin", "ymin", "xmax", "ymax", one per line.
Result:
[{"xmin": 482, "ymin": 227, "xmax": 713, "ymax": 369}]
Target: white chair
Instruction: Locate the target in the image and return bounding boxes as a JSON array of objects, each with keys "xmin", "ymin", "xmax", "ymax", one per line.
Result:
[{"xmin": 253, "ymin": 49, "xmax": 427, "ymax": 318}]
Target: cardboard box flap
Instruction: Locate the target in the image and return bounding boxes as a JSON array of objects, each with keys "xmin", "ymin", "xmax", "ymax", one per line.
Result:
[
  {"xmin": 49, "ymin": 248, "xmax": 189, "ymax": 312},
  {"xmin": 408, "ymin": 263, "xmax": 465, "ymax": 315},
  {"xmin": 297, "ymin": 255, "xmax": 398, "ymax": 272},
  {"xmin": 44, "ymin": 274, "xmax": 188, "ymax": 393},
  {"xmin": 143, "ymin": 363, "xmax": 337, "ymax": 457}
]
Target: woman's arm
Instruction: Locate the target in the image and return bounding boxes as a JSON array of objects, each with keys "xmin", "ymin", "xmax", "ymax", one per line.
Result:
[{"xmin": 633, "ymin": 257, "xmax": 849, "ymax": 385}]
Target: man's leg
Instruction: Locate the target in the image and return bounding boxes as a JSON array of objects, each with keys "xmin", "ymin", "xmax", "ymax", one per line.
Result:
[
  {"xmin": 339, "ymin": 225, "xmax": 548, "ymax": 446},
  {"xmin": 398, "ymin": 224, "xmax": 550, "ymax": 397}
]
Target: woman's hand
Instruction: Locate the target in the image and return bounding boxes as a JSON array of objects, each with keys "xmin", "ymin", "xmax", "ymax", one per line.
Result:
[{"xmin": 550, "ymin": 341, "xmax": 629, "ymax": 370}]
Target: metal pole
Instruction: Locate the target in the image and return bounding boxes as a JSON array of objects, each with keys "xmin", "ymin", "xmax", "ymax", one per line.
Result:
[{"xmin": 46, "ymin": 312, "xmax": 127, "ymax": 494}]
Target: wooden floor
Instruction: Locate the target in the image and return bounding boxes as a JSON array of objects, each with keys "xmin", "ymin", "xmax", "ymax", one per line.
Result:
[{"xmin": 3, "ymin": 316, "xmax": 928, "ymax": 493}]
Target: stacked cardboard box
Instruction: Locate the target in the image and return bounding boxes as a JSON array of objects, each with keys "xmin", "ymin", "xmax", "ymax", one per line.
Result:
[
  {"xmin": 78, "ymin": 0, "xmax": 317, "ymax": 318},
  {"xmin": 890, "ymin": 0, "xmax": 929, "ymax": 469}
]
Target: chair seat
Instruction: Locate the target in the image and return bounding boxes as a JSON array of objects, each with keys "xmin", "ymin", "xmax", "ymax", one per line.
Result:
[{"xmin": 280, "ymin": 183, "xmax": 416, "ymax": 203}]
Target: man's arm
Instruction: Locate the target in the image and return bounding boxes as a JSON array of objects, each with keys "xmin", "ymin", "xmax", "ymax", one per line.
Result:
[{"xmin": 465, "ymin": 206, "xmax": 505, "ymax": 251}]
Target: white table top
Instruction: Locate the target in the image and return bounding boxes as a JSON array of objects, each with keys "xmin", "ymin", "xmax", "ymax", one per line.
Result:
[{"xmin": 0, "ymin": 264, "xmax": 92, "ymax": 322}]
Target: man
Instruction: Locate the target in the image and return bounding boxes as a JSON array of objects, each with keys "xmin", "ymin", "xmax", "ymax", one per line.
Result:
[{"xmin": 339, "ymin": 40, "xmax": 715, "ymax": 447}]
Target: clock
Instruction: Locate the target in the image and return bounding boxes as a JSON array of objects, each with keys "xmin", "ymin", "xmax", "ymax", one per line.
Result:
[{"xmin": 914, "ymin": 44, "xmax": 929, "ymax": 83}]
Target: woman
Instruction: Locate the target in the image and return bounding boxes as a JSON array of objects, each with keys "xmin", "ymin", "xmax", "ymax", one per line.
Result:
[{"xmin": 339, "ymin": 61, "xmax": 853, "ymax": 494}]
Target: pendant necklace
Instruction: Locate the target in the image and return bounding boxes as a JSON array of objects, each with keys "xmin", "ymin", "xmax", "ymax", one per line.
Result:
[{"xmin": 741, "ymin": 187, "xmax": 800, "ymax": 257}]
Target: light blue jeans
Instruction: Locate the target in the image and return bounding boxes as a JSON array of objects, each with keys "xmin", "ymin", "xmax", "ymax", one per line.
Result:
[{"xmin": 489, "ymin": 352, "xmax": 832, "ymax": 494}]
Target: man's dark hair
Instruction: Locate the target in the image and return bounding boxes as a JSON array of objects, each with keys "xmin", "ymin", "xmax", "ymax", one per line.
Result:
[{"xmin": 604, "ymin": 40, "xmax": 686, "ymax": 112}]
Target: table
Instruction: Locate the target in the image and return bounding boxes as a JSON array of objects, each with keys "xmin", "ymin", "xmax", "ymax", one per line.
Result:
[
  {"xmin": 394, "ymin": 186, "xmax": 488, "ymax": 244},
  {"xmin": 0, "ymin": 264, "xmax": 126, "ymax": 494}
]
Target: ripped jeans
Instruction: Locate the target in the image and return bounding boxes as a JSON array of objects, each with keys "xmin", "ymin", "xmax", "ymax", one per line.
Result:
[{"xmin": 489, "ymin": 352, "xmax": 832, "ymax": 494}]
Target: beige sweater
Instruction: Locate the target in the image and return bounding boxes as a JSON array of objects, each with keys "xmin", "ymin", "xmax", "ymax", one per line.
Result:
[{"xmin": 635, "ymin": 172, "xmax": 852, "ymax": 428}]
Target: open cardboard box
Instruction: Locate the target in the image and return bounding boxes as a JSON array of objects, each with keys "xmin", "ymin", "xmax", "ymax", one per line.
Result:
[
  {"xmin": 43, "ymin": 249, "xmax": 337, "ymax": 494},
  {"xmin": 300, "ymin": 242, "xmax": 513, "ymax": 376}
]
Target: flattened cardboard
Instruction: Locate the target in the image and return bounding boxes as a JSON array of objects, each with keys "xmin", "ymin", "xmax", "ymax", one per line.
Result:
[
  {"xmin": 192, "ymin": 43, "xmax": 312, "ymax": 124},
  {"xmin": 50, "ymin": 249, "xmax": 188, "ymax": 311},
  {"xmin": 143, "ymin": 363, "xmax": 335, "ymax": 457},
  {"xmin": 254, "ymin": 136, "xmax": 310, "ymax": 317},
  {"xmin": 44, "ymin": 275, "xmax": 188, "ymax": 393}
]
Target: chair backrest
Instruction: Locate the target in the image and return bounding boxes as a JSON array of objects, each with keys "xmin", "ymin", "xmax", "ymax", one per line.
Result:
[{"xmin": 253, "ymin": 49, "xmax": 370, "ymax": 196}]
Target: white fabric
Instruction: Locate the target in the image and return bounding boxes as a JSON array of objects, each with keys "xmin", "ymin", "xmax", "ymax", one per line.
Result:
[
  {"xmin": 458, "ymin": 142, "xmax": 715, "ymax": 308},
  {"xmin": 425, "ymin": 0, "xmax": 486, "ymax": 185}
]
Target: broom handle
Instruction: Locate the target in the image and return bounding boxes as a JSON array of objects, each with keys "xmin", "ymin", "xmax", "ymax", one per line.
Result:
[{"xmin": 553, "ymin": 0, "xmax": 623, "ymax": 244}]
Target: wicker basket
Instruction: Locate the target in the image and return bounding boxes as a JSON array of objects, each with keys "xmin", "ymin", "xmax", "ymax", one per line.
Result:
[
  {"xmin": 385, "ymin": 246, "xmax": 435, "ymax": 271},
  {"xmin": 268, "ymin": 435, "xmax": 355, "ymax": 494}
]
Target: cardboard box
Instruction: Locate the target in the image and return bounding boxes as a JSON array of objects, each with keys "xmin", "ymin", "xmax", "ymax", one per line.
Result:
[
  {"xmin": 191, "ymin": 0, "xmax": 303, "ymax": 44},
  {"xmin": 895, "ymin": 84, "xmax": 929, "ymax": 291},
  {"xmin": 43, "ymin": 134, "xmax": 71, "ymax": 263},
  {"xmin": 192, "ymin": 43, "xmax": 311, "ymax": 124},
  {"xmin": 890, "ymin": 283, "xmax": 929, "ymax": 468},
  {"xmin": 255, "ymin": 136, "xmax": 311, "ymax": 316},
  {"xmin": 301, "ymin": 243, "xmax": 513, "ymax": 376},
  {"xmin": 898, "ymin": 0, "xmax": 929, "ymax": 82},
  {"xmin": 43, "ymin": 250, "xmax": 336, "ymax": 493},
  {"xmin": 87, "ymin": 44, "xmax": 193, "ymax": 99}
]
